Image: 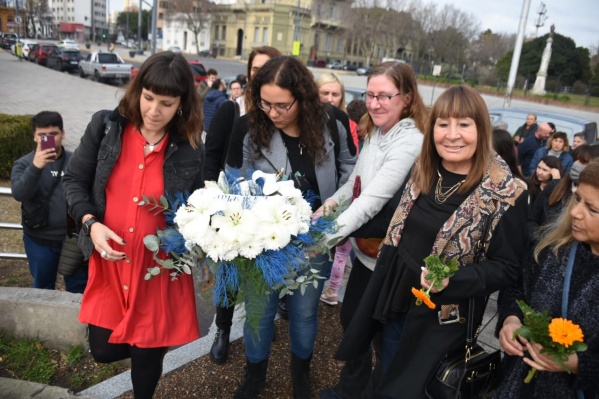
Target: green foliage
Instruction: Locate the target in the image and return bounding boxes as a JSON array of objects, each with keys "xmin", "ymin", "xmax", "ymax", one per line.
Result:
[
  {"xmin": 514, "ymin": 300, "xmax": 587, "ymax": 374},
  {"xmin": 65, "ymin": 344, "xmax": 85, "ymax": 366},
  {"xmin": 496, "ymin": 33, "xmax": 592, "ymax": 86},
  {"xmin": 0, "ymin": 331, "xmax": 56, "ymax": 384},
  {"xmin": 116, "ymin": 10, "xmax": 152, "ymax": 39},
  {"xmin": 423, "ymin": 255, "xmax": 459, "ymax": 290},
  {"xmin": 0, "ymin": 114, "xmax": 35, "ymax": 180}
]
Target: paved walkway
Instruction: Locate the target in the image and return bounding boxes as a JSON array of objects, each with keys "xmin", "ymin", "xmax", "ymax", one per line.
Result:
[{"xmin": 0, "ymin": 48, "xmax": 500, "ymax": 398}]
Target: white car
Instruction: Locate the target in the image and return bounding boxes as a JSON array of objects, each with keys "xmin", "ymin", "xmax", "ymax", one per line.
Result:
[
  {"xmin": 11, "ymin": 39, "xmax": 37, "ymax": 58},
  {"xmin": 58, "ymin": 39, "xmax": 79, "ymax": 50},
  {"xmin": 167, "ymin": 46, "xmax": 182, "ymax": 54}
]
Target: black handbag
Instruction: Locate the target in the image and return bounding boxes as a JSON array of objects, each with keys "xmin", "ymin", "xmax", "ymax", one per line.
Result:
[
  {"xmin": 425, "ymin": 297, "xmax": 501, "ymax": 399},
  {"xmin": 425, "ymin": 214, "xmax": 501, "ymax": 399}
]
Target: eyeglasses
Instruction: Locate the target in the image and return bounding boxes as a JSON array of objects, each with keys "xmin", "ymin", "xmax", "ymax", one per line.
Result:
[
  {"xmin": 258, "ymin": 98, "xmax": 297, "ymax": 114},
  {"xmin": 362, "ymin": 92, "xmax": 401, "ymax": 104}
]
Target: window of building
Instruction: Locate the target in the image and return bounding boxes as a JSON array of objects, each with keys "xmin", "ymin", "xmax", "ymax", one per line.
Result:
[
  {"xmin": 254, "ymin": 27, "xmax": 259, "ymax": 43},
  {"xmin": 329, "ymin": 5, "xmax": 335, "ymax": 18},
  {"xmin": 214, "ymin": 25, "xmax": 219, "ymax": 40},
  {"xmin": 158, "ymin": 12, "xmax": 163, "ymax": 20},
  {"xmin": 221, "ymin": 25, "xmax": 226, "ymax": 40},
  {"xmin": 262, "ymin": 27, "xmax": 268, "ymax": 43}
]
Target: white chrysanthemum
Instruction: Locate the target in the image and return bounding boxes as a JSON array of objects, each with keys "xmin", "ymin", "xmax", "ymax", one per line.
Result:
[
  {"xmin": 174, "ymin": 189, "xmax": 222, "ymax": 243},
  {"xmin": 239, "ymin": 240, "xmax": 265, "ymax": 259},
  {"xmin": 205, "ymin": 238, "xmax": 237, "ymax": 262}
]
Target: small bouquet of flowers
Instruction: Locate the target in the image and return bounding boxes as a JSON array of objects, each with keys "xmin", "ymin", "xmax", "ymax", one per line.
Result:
[
  {"xmin": 411, "ymin": 255, "xmax": 459, "ymax": 310},
  {"xmin": 514, "ymin": 300, "xmax": 587, "ymax": 383},
  {"xmin": 141, "ymin": 170, "xmax": 337, "ymax": 308}
]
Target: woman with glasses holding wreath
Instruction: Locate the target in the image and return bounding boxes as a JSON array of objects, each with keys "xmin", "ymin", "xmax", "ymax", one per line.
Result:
[
  {"xmin": 316, "ymin": 61, "xmax": 427, "ymax": 399},
  {"xmin": 225, "ymin": 55, "xmax": 357, "ymax": 399}
]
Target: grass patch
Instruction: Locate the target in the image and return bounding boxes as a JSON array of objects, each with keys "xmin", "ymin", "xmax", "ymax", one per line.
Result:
[{"xmin": 0, "ymin": 331, "xmax": 56, "ymax": 384}]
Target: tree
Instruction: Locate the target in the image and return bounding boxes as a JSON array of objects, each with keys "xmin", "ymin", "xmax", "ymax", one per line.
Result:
[
  {"xmin": 166, "ymin": 0, "xmax": 211, "ymax": 55},
  {"xmin": 25, "ymin": 0, "xmax": 48, "ymax": 38},
  {"xmin": 496, "ymin": 33, "xmax": 592, "ymax": 86},
  {"xmin": 116, "ymin": 10, "xmax": 152, "ymax": 40}
]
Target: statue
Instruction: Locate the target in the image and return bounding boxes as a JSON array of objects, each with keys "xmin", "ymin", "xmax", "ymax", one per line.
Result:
[{"xmin": 531, "ymin": 25, "xmax": 555, "ymax": 96}]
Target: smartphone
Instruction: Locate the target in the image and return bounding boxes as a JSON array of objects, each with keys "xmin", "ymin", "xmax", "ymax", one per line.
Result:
[{"xmin": 40, "ymin": 135, "xmax": 56, "ymax": 160}]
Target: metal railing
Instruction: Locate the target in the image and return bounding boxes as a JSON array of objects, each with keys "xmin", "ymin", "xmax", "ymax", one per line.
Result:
[{"xmin": 0, "ymin": 186, "xmax": 27, "ymax": 260}]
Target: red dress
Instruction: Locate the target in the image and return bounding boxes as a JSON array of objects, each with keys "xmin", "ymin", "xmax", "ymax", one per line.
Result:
[{"xmin": 79, "ymin": 124, "xmax": 200, "ymax": 348}]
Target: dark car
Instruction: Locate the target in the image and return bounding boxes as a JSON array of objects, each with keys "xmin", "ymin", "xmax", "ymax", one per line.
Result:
[
  {"xmin": 1, "ymin": 32, "xmax": 18, "ymax": 49},
  {"xmin": 28, "ymin": 43, "xmax": 58, "ymax": 65},
  {"xmin": 198, "ymin": 49, "xmax": 216, "ymax": 58},
  {"xmin": 343, "ymin": 64, "xmax": 358, "ymax": 71},
  {"xmin": 46, "ymin": 48, "xmax": 82, "ymax": 72}
]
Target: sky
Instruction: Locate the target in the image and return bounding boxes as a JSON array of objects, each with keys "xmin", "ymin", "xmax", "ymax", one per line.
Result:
[{"xmin": 109, "ymin": 0, "xmax": 598, "ymax": 51}]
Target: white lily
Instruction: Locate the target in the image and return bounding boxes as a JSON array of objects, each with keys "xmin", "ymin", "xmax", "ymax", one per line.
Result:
[{"xmin": 211, "ymin": 202, "xmax": 257, "ymax": 246}]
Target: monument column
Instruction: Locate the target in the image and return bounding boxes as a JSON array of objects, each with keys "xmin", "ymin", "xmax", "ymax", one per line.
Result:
[{"xmin": 531, "ymin": 24, "xmax": 555, "ymax": 95}]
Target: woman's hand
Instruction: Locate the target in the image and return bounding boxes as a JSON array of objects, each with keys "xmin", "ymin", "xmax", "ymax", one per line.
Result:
[
  {"xmin": 524, "ymin": 342, "xmax": 579, "ymax": 374},
  {"xmin": 550, "ymin": 168, "xmax": 561, "ymax": 179},
  {"xmin": 420, "ymin": 267, "xmax": 448, "ymax": 293},
  {"xmin": 90, "ymin": 222, "xmax": 127, "ymax": 261},
  {"xmin": 312, "ymin": 198, "xmax": 338, "ymax": 220},
  {"xmin": 499, "ymin": 316, "xmax": 528, "ymax": 357}
]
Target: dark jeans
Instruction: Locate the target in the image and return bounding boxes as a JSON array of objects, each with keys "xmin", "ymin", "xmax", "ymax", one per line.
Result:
[{"xmin": 23, "ymin": 233, "xmax": 88, "ymax": 293}]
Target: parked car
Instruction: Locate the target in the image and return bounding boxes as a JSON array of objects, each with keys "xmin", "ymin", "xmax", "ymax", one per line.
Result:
[
  {"xmin": 1, "ymin": 32, "xmax": 17, "ymax": 49},
  {"xmin": 28, "ymin": 43, "xmax": 58, "ymax": 65},
  {"xmin": 343, "ymin": 64, "xmax": 358, "ymax": 71},
  {"xmin": 356, "ymin": 66, "xmax": 372, "ymax": 76},
  {"xmin": 345, "ymin": 88, "xmax": 364, "ymax": 105},
  {"xmin": 11, "ymin": 39, "xmax": 36, "ymax": 58},
  {"xmin": 167, "ymin": 46, "xmax": 182, "ymax": 54},
  {"xmin": 326, "ymin": 62, "xmax": 343, "ymax": 70},
  {"xmin": 488, "ymin": 107, "xmax": 598, "ymax": 145},
  {"xmin": 198, "ymin": 49, "xmax": 216, "ymax": 58},
  {"xmin": 58, "ymin": 39, "xmax": 79, "ymax": 50},
  {"xmin": 79, "ymin": 51, "xmax": 132, "ymax": 83},
  {"xmin": 46, "ymin": 48, "xmax": 83, "ymax": 72}
]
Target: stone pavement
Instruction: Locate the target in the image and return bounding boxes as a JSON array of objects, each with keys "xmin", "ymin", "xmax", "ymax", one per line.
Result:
[{"xmin": 0, "ymin": 48, "xmax": 500, "ymax": 398}]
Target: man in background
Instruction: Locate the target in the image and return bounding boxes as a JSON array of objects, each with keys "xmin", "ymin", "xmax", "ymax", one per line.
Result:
[
  {"xmin": 10, "ymin": 111, "xmax": 87, "ymax": 293},
  {"xmin": 229, "ymin": 80, "xmax": 243, "ymax": 101},
  {"xmin": 513, "ymin": 113, "xmax": 538, "ymax": 144},
  {"xmin": 517, "ymin": 121, "xmax": 552, "ymax": 177},
  {"xmin": 198, "ymin": 68, "xmax": 218, "ymax": 100}
]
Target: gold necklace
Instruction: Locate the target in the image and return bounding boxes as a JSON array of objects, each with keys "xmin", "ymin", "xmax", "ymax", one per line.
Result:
[{"xmin": 435, "ymin": 168, "xmax": 465, "ymax": 204}]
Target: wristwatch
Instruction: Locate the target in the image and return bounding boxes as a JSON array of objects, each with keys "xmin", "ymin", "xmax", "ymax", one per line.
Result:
[{"xmin": 82, "ymin": 217, "xmax": 98, "ymax": 235}]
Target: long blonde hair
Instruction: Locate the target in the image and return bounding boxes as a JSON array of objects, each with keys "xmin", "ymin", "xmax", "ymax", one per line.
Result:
[{"xmin": 534, "ymin": 158, "xmax": 599, "ymax": 260}]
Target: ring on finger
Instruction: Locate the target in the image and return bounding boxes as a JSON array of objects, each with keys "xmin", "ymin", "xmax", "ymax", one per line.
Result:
[{"xmin": 101, "ymin": 250, "xmax": 108, "ymax": 259}]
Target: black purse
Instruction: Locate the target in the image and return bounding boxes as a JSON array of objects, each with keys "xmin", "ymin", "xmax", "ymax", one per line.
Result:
[
  {"xmin": 425, "ymin": 215, "xmax": 501, "ymax": 399},
  {"xmin": 425, "ymin": 297, "xmax": 501, "ymax": 399}
]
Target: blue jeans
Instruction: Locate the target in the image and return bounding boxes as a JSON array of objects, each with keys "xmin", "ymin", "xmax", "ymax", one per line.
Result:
[
  {"xmin": 382, "ymin": 314, "xmax": 406, "ymax": 374},
  {"xmin": 244, "ymin": 253, "xmax": 332, "ymax": 363},
  {"xmin": 23, "ymin": 234, "xmax": 88, "ymax": 293}
]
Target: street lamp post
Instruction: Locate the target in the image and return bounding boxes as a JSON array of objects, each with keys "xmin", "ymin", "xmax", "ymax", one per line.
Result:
[{"xmin": 138, "ymin": 0, "xmax": 143, "ymax": 53}]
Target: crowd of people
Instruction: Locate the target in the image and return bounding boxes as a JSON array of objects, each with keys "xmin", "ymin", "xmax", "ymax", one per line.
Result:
[{"xmin": 10, "ymin": 49, "xmax": 598, "ymax": 399}]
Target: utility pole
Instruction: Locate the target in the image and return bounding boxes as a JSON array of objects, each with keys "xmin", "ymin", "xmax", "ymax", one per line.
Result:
[
  {"xmin": 91, "ymin": 0, "xmax": 95, "ymax": 43},
  {"xmin": 504, "ymin": 0, "xmax": 532, "ymax": 107},
  {"xmin": 294, "ymin": 0, "xmax": 300, "ymax": 41},
  {"xmin": 151, "ymin": 0, "xmax": 157, "ymax": 55},
  {"xmin": 15, "ymin": 0, "xmax": 20, "ymax": 37},
  {"xmin": 534, "ymin": 3, "xmax": 547, "ymax": 38},
  {"xmin": 138, "ymin": 0, "xmax": 142, "ymax": 53}
]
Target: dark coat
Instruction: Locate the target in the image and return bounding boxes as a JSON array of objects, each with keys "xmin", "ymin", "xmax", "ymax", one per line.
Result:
[
  {"xmin": 63, "ymin": 109, "xmax": 204, "ymax": 259},
  {"xmin": 335, "ymin": 155, "xmax": 528, "ymax": 398},
  {"xmin": 494, "ymin": 242, "xmax": 599, "ymax": 398},
  {"xmin": 202, "ymin": 89, "xmax": 227, "ymax": 132}
]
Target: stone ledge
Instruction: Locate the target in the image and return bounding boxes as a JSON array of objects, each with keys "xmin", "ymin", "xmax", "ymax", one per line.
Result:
[{"xmin": 0, "ymin": 287, "xmax": 87, "ymax": 352}]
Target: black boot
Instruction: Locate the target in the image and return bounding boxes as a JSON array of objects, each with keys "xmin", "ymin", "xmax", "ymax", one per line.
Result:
[
  {"xmin": 291, "ymin": 352, "xmax": 312, "ymax": 399},
  {"xmin": 209, "ymin": 328, "xmax": 230, "ymax": 364},
  {"xmin": 278, "ymin": 296, "xmax": 289, "ymax": 319},
  {"xmin": 233, "ymin": 358, "xmax": 268, "ymax": 399}
]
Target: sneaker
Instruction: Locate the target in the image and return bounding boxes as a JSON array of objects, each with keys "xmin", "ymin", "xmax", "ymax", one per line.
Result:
[{"xmin": 320, "ymin": 288, "xmax": 338, "ymax": 305}]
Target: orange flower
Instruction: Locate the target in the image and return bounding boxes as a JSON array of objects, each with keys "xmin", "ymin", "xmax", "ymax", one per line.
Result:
[
  {"xmin": 411, "ymin": 287, "xmax": 436, "ymax": 310},
  {"xmin": 548, "ymin": 318, "xmax": 584, "ymax": 348}
]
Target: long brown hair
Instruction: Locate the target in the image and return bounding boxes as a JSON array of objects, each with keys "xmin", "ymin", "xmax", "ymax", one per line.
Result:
[
  {"xmin": 247, "ymin": 56, "xmax": 326, "ymax": 160},
  {"xmin": 534, "ymin": 158, "xmax": 599, "ymax": 260},
  {"xmin": 362, "ymin": 61, "xmax": 427, "ymax": 140},
  {"xmin": 118, "ymin": 52, "xmax": 202, "ymax": 148},
  {"xmin": 244, "ymin": 46, "xmax": 282, "ymax": 112},
  {"xmin": 412, "ymin": 86, "xmax": 494, "ymax": 194}
]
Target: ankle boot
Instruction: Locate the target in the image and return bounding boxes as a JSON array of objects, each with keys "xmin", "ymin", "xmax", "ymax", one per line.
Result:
[
  {"xmin": 290, "ymin": 352, "xmax": 312, "ymax": 399},
  {"xmin": 209, "ymin": 328, "xmax": 230, "ymax": 364},
  {"xmin": 233, "ymin": 358, "xmax": 268, "ymax": 399}
]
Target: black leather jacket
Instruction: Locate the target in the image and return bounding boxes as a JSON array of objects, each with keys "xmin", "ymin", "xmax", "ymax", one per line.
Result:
[{"xmin": 63, "ymin": 108, "xmax": 204, "ymax": 258}]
